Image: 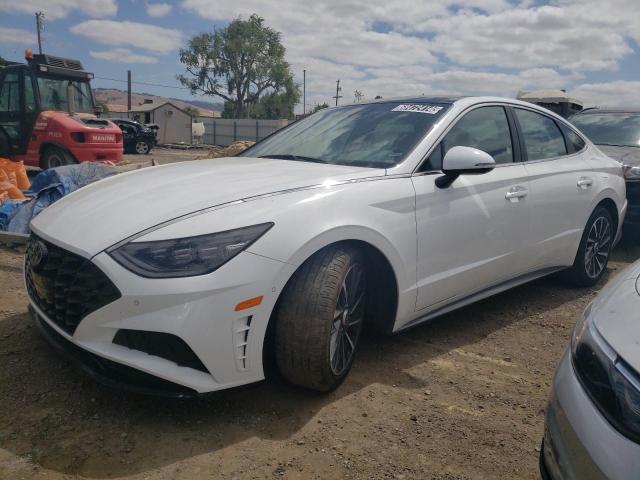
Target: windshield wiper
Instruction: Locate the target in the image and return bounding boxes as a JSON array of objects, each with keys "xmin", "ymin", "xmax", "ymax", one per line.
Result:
[{"xmin": 259, "ymin": 154, "xmax": 328, "ymax": 164}]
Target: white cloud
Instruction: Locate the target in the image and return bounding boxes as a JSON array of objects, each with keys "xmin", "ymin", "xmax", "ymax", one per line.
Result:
[
  {"xmin": 179, "ymin": 0, "xmax": 640, "ymax": 110},
  {"xmin": 90, "ymin": 48, "xmax": 158, "ymax": 64},
  {"xmin": 572, "ymin": 81, "xmax": 640, "ymax": 108},
  {"xmin": 0, "ymin": 0, "xmax": 117, "ymax": 20},
  {"xmin": 0, "ymin": 27, "xmax": 37, "ymax": 45},
  {"xmin": 70, "ymin": 20, "xmax": 182, "ymax": 54},
  {"xmin": 146, "ymin": 2, "xmax": 172, "ymax": 18},
  {"xmin": 420, "ymin": 4, "xmax": 636, "ymax": 71}
]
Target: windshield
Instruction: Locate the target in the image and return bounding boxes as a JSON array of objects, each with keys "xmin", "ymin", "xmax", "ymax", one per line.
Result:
[
  {"xmin": 571, "ymin": 112, "xmax": 640, "ymax": 147},
  {"xmin": 36, "ymin": 76, "xmax": 94, "ymax": 113},
  {"xmin": 242, "ymin": 102, "xmax": 450, "ymax": 168}
]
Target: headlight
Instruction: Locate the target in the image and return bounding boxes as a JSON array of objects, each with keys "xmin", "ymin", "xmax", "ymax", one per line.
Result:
[
  {"xmin": 572, "ymin": 305, "xmax": 640, "ymax": 443},
  {"xmin": 109, "ymin": 223, "xmax": 273, "ymax": 278},
  {"xmin": 624, "ymin": 164, "xmax": 640, "ymax": 180}
]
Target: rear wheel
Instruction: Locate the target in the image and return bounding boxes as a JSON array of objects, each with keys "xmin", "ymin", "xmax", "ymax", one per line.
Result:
[
  {"xmin": 563, "ymin": 206, "xmax": 613, "ymax": 286},
  {"xmin": 40, "ymin": 147, "xmax": 75, "ymax": 170},
  {"xmin": 274, "ymin": 245, "xmax": 366, "ymax": 391},
  {"xmin": 135, "ymin": 141, "xmax": 151, "ymax": 154}
]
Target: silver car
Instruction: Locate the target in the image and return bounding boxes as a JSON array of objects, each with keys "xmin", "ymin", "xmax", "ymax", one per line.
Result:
[{"xmin": 541, "ymin": 260, "xmax": 640, "ymax": 479}]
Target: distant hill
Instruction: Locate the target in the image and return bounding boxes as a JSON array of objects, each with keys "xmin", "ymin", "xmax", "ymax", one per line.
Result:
[{"xmin": 93, "ymin": 88, "xmax": 223, "ymax": 117}]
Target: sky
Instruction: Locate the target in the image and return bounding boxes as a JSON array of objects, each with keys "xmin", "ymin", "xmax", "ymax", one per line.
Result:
[{"xmin": 1, "ymin": 0, "xmax": 640, "ymax": 113}]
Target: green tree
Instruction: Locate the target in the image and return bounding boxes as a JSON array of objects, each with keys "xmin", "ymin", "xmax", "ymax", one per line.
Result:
[
  {"xmin": 249, "ymin": 77, "xmax": 300, "ymax": 119},
  {"xmin": 0, "ymin": 56, "xmax": 6, "ymax": 66},
  {"xmin": 178, "ymin": 14, "xmax": 293, "ymax": 119},
  {"xmin": 183, "ymin": 106, "xmax": 200, "ymax": 119}
]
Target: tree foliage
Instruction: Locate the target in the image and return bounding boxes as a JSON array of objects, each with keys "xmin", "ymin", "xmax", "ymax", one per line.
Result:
[
  {"xmin": 183, "ymin": 106, "xmax": 200, "ymax": 118},
  {"xmin": 0, "ymin": 56, "xmax": 5, "ymax": 66},
  {"xmin": 311, "ymin": 102, "xmax": 329, "ymax": 114},
  {"xmin": 178, "ymin": 15, "xmax": 295, "ymax": 119}
]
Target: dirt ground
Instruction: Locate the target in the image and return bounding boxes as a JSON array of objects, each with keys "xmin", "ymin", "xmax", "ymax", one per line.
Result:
[
  {"xmin": 1, "ymin": 228, "xmax": 639, "ymax": 479},
  {"xmin": 121, "ymin": 147, "xmax": 213, "ymax": 167}
]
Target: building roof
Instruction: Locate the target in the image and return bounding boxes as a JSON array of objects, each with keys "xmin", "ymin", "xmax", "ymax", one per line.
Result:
[
  {"xmin": 129, "ymin": 101, "xmax": 190, "ymax": 115},
  {"xmin": 517, "ymin": 89, "xmax": 583, "ymax": 106}
]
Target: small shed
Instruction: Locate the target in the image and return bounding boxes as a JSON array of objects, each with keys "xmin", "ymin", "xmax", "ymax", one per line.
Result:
[
  {"xmin": 129, "ymin": 102, "xmax": 192, "ymax": 144},
  {"xmin": 517, "ymin": 90, "xmax": 584, "ymax": 118}
]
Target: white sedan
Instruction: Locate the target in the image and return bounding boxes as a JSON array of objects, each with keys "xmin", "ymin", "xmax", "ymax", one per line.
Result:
[{"xmin": 25, "ymin": 96, "xmax": 627, "ymax": 396}]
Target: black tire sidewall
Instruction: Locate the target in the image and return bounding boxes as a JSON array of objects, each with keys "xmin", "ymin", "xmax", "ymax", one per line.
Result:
[
  {"xmin": 41, "ymin": 147, "xmax": 73, "ymax": 170},
  {"xmin": 569, "ymin": 206, "xmax": 614, "ymax": 286},
  {"xmin": 274, "ymin": 245, "xmax": 366, "ymax": 391}
]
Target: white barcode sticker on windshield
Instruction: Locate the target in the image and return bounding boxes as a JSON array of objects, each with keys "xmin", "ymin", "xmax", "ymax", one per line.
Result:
[{"xmin": 392, "ymin": 104, "xmax": 444, "ymax": 114}]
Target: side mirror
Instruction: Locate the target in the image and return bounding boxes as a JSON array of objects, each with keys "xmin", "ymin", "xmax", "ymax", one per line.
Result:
[{"xmin": 436, "ymin": 146, "xmax": 495, "ymax": 188}]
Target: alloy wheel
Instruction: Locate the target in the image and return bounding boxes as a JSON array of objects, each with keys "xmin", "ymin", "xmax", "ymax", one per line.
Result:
[
  {"xmin": 329, "ymin": 263, "xmax": 365, "ymax": 376},
  {"xmin": 135, "ymin": 141, "xmax": 149, "ymax": 154},
  {"xmin": 584, "ymin": 216, "xmax": 611, "ymax": 279}
]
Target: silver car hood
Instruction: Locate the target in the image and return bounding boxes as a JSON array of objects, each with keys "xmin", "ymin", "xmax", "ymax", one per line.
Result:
[
  {"xmin": 597, "ymin": 145, "xmax": 640, "ymax": 167},
  {"xmin": 591, "ymin": 261, "xmax": 640, "ymax": 372}
]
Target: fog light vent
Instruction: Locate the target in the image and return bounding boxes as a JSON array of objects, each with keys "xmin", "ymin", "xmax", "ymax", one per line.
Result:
[{"xmin": 113, "ymin": 329, "xmax": 208, "ymax": 373}]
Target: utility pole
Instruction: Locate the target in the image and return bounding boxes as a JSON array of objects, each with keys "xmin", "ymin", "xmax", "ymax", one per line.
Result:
[
  {"xmin": 35, "ymin": 12, "xmax": 45, "ymax": 54},
  {"xmin": 127, "ymin": 70, "xmax": 132, "ymax": 114},
  {"xmin": 303, "ymin": 69, "xmax": 306, "ymax": 116},
  {"xmin": 333, "ymin": 80, "xmax": 342, "ymax": 106}
]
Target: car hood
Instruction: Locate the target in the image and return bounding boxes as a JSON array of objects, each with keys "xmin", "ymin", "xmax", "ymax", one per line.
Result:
[
  {"xmin": 591, "ymin": 261, "xmax": 640, "ymax": 372},
  {"xmin": 597, "ymin": 145, "xmax": 640, "ymax": 167},
  {"xmin": 31, "ymin": 156, "xmax": 384, "ymax": 258}
]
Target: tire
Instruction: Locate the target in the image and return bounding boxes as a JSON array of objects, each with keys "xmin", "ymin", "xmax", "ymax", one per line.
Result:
[
  {"xmin": 40, "ymin": 146, "xmax": 74, "ymax": 170},
  {"xmin": 135, "ymin": 141, "xmax": 150, "ymax": 154},
  {"xmin": 0, "ymin": 129, "xmax": 9, "ymax": 157},
  {"xmin": 562, "ymin": 206, "xmax": 613, "ymax": 287},
  {"xmin": 274, "ymin": 245, "xmax": 366, "ymax": 392}
]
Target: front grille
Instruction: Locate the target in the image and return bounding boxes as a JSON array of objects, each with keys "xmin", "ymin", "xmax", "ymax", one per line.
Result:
[{"xmin": 25, "ymin": 234, "xmax": 121, "ymax": 335}]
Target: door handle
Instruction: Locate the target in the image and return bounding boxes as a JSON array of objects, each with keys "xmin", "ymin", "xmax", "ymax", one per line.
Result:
[
  {"xmin": 505, "ymin": 186, "xmax": 528, "ymax": 202},
  {"xmin": 577, "ymin": 177, "xmax": 594, "ymax": 189}
]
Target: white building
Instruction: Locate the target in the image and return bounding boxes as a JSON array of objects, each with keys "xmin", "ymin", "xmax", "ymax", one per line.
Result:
[{"xmin": 129, "ymin": 102, "xmax": 193, "ymax": 145}]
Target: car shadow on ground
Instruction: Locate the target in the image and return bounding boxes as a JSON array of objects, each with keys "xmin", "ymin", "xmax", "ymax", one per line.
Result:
[{"xmin": 0, "ymin": 241, "xmax": 637, "ymax": 478}]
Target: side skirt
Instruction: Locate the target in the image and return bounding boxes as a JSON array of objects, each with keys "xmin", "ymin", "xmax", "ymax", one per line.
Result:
[{"xmin": 394, "ymin": 266, "xmax": 565, "ymax": 334}]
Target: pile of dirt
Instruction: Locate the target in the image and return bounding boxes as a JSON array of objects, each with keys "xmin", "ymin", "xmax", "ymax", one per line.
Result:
[{"xmin": 195, "ymin": 141, "xmax": 255, "ymax": 160}]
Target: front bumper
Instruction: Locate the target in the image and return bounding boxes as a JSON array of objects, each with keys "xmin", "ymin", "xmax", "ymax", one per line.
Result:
[
  {"xmin": 541, "ymin": 349, "xmax": 640, "ymax": 479},
  {"xmin": 31, "ymin": 305, "xmax": 198, "ymax": 397},
  {"xmin": 27, "ymin": 238, "xmax": 296, "ymax": 395}
]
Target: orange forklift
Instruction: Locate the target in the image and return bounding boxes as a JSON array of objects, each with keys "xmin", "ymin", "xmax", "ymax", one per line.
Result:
[{"xmin": 0, "ymin": 50, "xmax": 123, "ymax": 169}]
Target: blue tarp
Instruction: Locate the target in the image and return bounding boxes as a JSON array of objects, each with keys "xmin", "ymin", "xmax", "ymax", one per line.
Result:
[{"xmin": 0, "ymin": 163, "xmax": 117, "ymax": 234}]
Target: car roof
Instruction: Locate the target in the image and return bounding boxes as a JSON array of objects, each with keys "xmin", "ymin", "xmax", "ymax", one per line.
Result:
[{"xmin": 363, "ymin": 95, "xmax": 467, "ymax": 105}]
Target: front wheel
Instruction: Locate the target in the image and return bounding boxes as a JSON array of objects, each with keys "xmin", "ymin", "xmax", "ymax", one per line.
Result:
[
  {"xmin": 563, "ymin": 206, "xmax": 613, "ymax": 286},
  {"xmin": 274, "ymin": 245, "xmax": 366, "ymax": 392},
  {"xmin": 135, "ymin": 141, "xmax": 151, "ymax": 154}
]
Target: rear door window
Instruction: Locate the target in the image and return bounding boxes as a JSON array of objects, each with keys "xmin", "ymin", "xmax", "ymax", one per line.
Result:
[{"xmin": 515, "ymin": 108, "xmax": 567, "ymax": 161}]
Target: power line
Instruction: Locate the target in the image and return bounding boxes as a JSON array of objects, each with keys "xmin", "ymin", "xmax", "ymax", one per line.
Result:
[{"xmin": 94, "ymin": 75, "xmax": 191, "ymax": 91}]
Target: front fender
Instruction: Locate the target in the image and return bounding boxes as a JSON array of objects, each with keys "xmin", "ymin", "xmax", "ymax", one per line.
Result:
[{"xmin": 136, "ymin": 176, "xmax": 419, "ymax": 322}]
